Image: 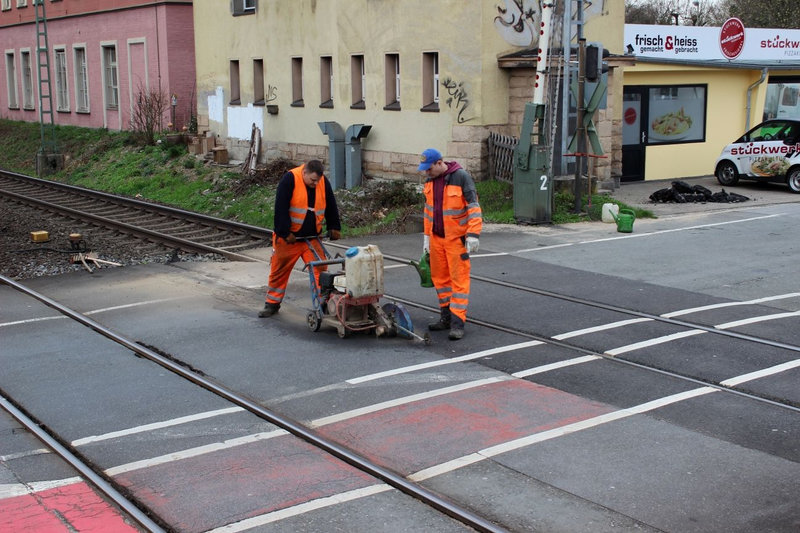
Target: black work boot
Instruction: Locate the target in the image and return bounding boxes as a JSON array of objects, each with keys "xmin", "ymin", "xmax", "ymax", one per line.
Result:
[
  {"xmin": 448, "ymin": 316, "xmax": 465, "ymax": 341},
  {"xmin": 258, "ymin": 302, "xmax": 280, "ymax": 317},
  {"xmin": 428, "ymin": 306, "xmax": 451, "ymax": 331}
]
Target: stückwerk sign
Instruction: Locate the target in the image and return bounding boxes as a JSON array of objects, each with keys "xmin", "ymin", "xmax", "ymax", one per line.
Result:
[{"xmin": 625, "ymin": 20, "xmax": 800, "ymax": 62}]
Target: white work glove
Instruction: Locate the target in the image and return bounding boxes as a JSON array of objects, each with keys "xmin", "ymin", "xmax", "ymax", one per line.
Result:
[
  {"xmin": 423, "ymin": 234, "xmax": 430, "ymax": 253},
  {"xmin": 466, "ymin": 236, "xmax": 480, "ymax": 253}
]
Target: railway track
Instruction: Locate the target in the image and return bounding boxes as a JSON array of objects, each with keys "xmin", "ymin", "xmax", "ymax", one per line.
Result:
[{"xmin": 0, "ymin": 170, "xmax": 272, "ymax": 262}]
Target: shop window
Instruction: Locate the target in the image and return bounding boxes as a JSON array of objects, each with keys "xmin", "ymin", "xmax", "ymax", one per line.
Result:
[
  {"xmin": 54, "ymin": 48, "xmax": 69, "ymax": 111},
  {"xmin": 74, "ymin": 46, "xmax": 89, "ymax": 112},
  {"xmin": 421, "ymin": 52, "xmax": 439, "ymax": 112},
  {"xmin": 350, "ymin": 54, "xmax": 364, "ymax": 109},
  {"xmin": 384, "ymin": 53, "xmax": 400, "ymax": 110},
  {"xmin": 647, "ymin": 85, "xmax": 706, "ymax": 145},
  {"xmin": 762, "ymin": 79, "xmax": 800, "ymax": 121},
  {"xmin": 291, "ymin": 57, "xmax": 303, "ymax": 106},
  {"xmin": 253, "ymin": 58, "xmax": 264, "ymax": 105},
  {"xmin": 229, "ymin": 60, "xmax": 240, "ymax": 104},
  {"xmin": 5, "ymin": 52, "xmax": 17, "ymax": 109},
  {"xmin": 320, "ymin": 56, "xmax": 333, "ymax": 108}
]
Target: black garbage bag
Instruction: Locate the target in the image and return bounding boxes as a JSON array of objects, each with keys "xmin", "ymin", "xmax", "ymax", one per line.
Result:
[
  {"xmin": 692, "ymin": 184, "xmax": 713, "ymax": 197},
  {"xmin": 649, "ymin": 188, "xmax": 674, "ymax": 202},
  {"xmin": 671, "ymin": 180, "xmax": 695, "ymax": 194},
  {"xmin": 651, "ymin": 182, "xmax": 750, "ymax": 204}
]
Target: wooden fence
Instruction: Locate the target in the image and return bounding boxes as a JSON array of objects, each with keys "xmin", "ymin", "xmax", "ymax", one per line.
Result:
[{"xmin": 487, "ymin": 131, "xmax": 517, "ymax": 183}]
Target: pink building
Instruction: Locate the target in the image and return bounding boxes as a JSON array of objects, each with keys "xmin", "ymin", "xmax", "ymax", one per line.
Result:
[{"xmin": 0, "ymin": 0, "xmax": 195, "ymax": 131}]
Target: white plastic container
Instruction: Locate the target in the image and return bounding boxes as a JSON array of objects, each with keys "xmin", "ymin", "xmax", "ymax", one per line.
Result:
[
  {"xmin": 344, "ymin": 245, "xmax": 384, "ymax": 298},
  {"xmin": 601, "ymin": 203, "xmax": 619, "ymax": 223}
]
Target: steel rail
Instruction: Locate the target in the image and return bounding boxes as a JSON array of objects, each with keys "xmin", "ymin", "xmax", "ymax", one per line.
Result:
[
  {"xmin": 0, "ymin": 393, "xmax": 166, "ymax": 533},
  {"xmin": 0, "ymin": 274, "xmax": 508, "ymax": 533}
]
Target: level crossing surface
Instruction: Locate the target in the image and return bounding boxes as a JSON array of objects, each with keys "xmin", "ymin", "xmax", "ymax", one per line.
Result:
[{"xmin": 1, "ymin": 190, "xmax": 799, "ymax": 532}]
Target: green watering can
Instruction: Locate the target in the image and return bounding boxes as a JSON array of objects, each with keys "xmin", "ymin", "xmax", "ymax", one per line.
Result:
[
  {"xmin": 610, "ymin": 208, "xmax": 636, "ymax": 233},
  {"xmin": 409, "ymin": 251, "xmax": 434, "ymax": 287}
]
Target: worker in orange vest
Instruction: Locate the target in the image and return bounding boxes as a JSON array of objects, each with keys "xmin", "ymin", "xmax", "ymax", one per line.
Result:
[
  {"xmin": 418, "ymin": 148, "xmax": 482, "ymax": 340},
  {"xmin": 259, "ymin": 160, "xmax": 341, "ymax": 317}
]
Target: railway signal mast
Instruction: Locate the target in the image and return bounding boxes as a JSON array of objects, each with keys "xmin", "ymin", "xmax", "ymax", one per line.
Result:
[{"xmin": 33, "ymin": 0, "xmax": 64, "ymax": 177}]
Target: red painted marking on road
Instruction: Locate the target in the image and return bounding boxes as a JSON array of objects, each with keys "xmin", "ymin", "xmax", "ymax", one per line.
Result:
[
  {"xmin": 317, "ymin": 379, "xmax": 614, "ymax": 474},
  {"xmin": 113, "ymin": 435, "xmax": 376, "ymax": 532},
  {"xmin": 0, "ymin": 481, "xmax": 138, "ymax": 532}
]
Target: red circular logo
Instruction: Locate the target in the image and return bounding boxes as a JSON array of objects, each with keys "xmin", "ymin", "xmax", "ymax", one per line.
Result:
[
  {"xmin": 624, "ymin": 107, "xmax": 637, "ymax": 125},
  {"xmin": 720, "ymin": 18, "xmax": 745, "ymax": 60}
]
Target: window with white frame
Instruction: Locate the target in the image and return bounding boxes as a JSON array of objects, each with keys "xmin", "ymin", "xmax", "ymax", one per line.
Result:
[
  {"xmin": 1, "ymin": 0, "xmax": 11, "ymax": 12},
  {"xmin": 5, "ymin": 52, "xmax": 17, "ymax": 108},
  {"xmin": 21, "ymin": 50, "xmax": 33, "ymax": 109},
  {"xmin": 350, "ymin": 54, "xmax": 364, "ymax": 109},
  {"xmin": 422, "ymin": 52, "xmax": 439, "ymax": 111},
  {"xmin": 74, "ymin": 46, "xmax": 89, "ymax": 112},
  {"xmin": 231, "ymin": 0, "xmax": 256, "ymax": 15},
  {"xmin": 16, "ymin": 0, "xmax": 27, "ymax": 7},
  {"xmin": 54, "ymin": 48, "xmax": 69, "ymax": 111},
  {"xmin": 102, "ymin": 45, "xmax": 118, "ymax": 109},
  {"xmin": 384, "ymin": 53, "xmax": 400, "ymax": 110},
  {"xmin": 320, "ymin": 56, "xmax": 333, "ymax": 108}
]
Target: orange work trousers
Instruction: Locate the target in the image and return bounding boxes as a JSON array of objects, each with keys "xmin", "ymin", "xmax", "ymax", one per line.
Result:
[
  {"xmin": 265, "ymin": 237, "xmax": 327, "ymax": 305},
  {"xmin": 429, "ymin": 235, "xmax": 471, "ymax": 323}
]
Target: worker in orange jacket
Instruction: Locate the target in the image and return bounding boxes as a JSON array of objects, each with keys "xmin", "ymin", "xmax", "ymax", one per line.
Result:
[
  {"xmin": 418, "ymin": 148, "xmax": 482, "ymax": 340},
  {"xmin": 259, "ymin": 160, "xmax": 341, "ymax": 317}
]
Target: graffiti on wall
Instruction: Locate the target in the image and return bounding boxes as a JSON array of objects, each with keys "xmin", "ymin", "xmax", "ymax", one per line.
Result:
[
  {"xmin": 442, "ymin": 77, "xmax": 474, "ymax": 124},
  {"xmin": 266, "ymin": 85, "xmax": 278, "ymax": 103},
  {"xmin": 494, "ymin": 0, "xmax": 540, "ymax": 47}
]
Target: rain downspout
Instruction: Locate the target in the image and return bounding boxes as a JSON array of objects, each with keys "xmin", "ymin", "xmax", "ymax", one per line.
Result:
[{"xmin": 745, "ymin": 68, "xmax": 767, "ymax": 131}]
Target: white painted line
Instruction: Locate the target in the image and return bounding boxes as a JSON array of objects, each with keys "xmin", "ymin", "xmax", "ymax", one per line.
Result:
[
  {"xmin": 720, "ymin": 359, "xmax": 800, "ymax": 387},
  {"xmin": 552, "ymin": 318, "xmax": 653, "ymax": 340},
  {"xmin": 516, "ymin": 243, "xmax": 575, "ymax": 253},
  {"xmin": 347, "ymin": 340, "xmax": 543, "ymax": 384},
  {"xmin": 205, "ymin": 484, "xmax": 392, "ymax": 533},
  {"xmin": 309, "ymin": 377, "xmax": 510, "ymax": 428},
  {"xmin": 512, "ymin": 355, "xmax": 601, "ymax": 378},
  {"xmin": 0, "ymin": 477, "xmax": 82, "ymax": 499},
  {"xmin": 662, "ymin": 292, "xmax": 800, "ymax": 318},
  {"xmin": 409, "ymin": 387, "xmax": 717, "ymax": 481},
  {"xmin": 72, "ymin": 407, "xmax": 244, "ymax": 446},
  {"xmin": 105, "ymin": 429, "xmax": 287, "ymax": 476},
  {"xmin": 0, "ymin": 448, "xmax": 50, "ymax": 461},
  {"xmin": 714, "ymin": 310, "xmax": 800, "ymax": 330},
  {"xmin": 0, "ymin": 298, "xmax": 183, "ymax": 328},
  {"xmin": 605, "ymin": 329, "xmax": 705, "ymax": 356}
]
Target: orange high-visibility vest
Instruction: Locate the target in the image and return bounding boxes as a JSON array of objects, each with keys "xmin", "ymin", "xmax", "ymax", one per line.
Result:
[
  {"xmin": 289, "ymin": 165, "xmax": 326, "ymax": 234},
  {"xmin": 423, "ymin": 170, "xmax": 482, "ymax": 239}
]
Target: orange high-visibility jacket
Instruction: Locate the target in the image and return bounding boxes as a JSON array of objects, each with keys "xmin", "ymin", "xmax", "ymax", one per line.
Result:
[
  {"xmin": 288, "ymin": 165, "xmax": 326, "ymax": 234},
  {"xmin": 423, "ymin": 168, "xmax": 482, "ymax": 239}
]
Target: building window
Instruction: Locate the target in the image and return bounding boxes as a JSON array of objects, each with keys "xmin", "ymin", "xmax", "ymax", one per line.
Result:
[
  {"xmin": 291, "ymin": 57, "xmax": 303, "ymax": 106},
  {"xmin": 646, "ymin": 85, "xmax": 706, "ymax": 145},
  {"xmin": 5, "ymin": 52, "xmax": 18, "ymax": 109},
  {"xmin": 384, "ymin": 53, "xmax": 400, "ymax": 110},
  {"xmin": 229, "ymin": 59, "xmax": 240, "ymax": 104},
  {"xmin": 74, "ymin": 46, "xmax": 89, "ymax": 112},
  {"xmin": 20, "ymin": 50, "xmax": 33, "ymax": 109},
  {"xmin": 231, "ymin": 0, "xmax": 256, "ymax": 15},
  {"xmin": 350, "ymin": 54, "xmax": 364, "ymax": 109},
  {"xmin": 102, "ymin": 45, "xmax": 118, "ymax": 109},
  {"xmin": 320, "ymin": 56, "xmax": 333, "ymax": 108},
  {"xmin": 253, "ymin": 58, "xmax": 264, "ymax": 105},
  {"xmin": 54, "ymin": 48, "xmax": 69, "ymax": 111},
  {"xmin": 1, "ymin": 0, "xmax": 11, "ymax": 12},
  {"xmin": 16, "ymin": 0, "xmax": 26, "ymax": 7},
  {"xmin": 422, "ymin": 52, "xmax": 439, "ymax": 112}
]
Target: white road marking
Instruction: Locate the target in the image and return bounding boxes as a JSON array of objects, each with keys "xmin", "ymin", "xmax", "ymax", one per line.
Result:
[
  {"xmin": 72, "ymin": 407, "xmax": 244, "ymax": 446},
  {"xmin": 552, "ymin": 318, "xmax": 653, "ymax": 340},
  {"xmin": 346, "ymin": 340, "xmax": 543, "ymax": 384},
  {"xmin": 720, "ymin": 359, "xmax": 800, "ymax": 387},
  {"xmin": 0, "ymin": 478, "xmax": 82, "ymax": 499},
  {"xmin": 512, "ymin": 355, "xmax": 601, "ymax": 378},
  {"xmin": 0, "ymin": 448, "xmax": 50, "ymax": 460},
  {"xmin": 714, "ymin": 310, "xmax": 800, "ymax": 330},
  {"xmin": 605, "ymin": 329, "xmax": 706, "ymax": 356},
  {"xmin": 662, "ymin": 292, "xmax": 800, "ymax": 318},
  {"xmin": 0, "ymin": 298, "xmax": 182, "ymax": 328},
  {"xmin": 204, "ymin": 485, "xmax": 392, "ymax": 533}
]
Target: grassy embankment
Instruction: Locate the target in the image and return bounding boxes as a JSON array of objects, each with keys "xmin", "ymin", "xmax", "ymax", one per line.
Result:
[{"xmin": 0, "ymin": 119, "xmax": 650, "ymax": 233}]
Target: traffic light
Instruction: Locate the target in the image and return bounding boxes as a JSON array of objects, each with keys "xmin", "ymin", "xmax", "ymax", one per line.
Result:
[{"xmin": 584, "ymin": 43, "xmax": 608, "ymax": 82}]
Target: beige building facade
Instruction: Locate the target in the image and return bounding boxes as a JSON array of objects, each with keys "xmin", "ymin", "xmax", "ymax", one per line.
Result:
[{"xmin": 192, "ymin": 0, "xmax": 623, "ymax": 185}]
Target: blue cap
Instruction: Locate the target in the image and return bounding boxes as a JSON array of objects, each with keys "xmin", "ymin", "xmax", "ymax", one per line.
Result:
[{"xmin": 417, "ymin": 148, "xmax": 442, "ymax": 171}]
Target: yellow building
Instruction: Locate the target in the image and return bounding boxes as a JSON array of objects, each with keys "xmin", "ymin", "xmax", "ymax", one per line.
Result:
[{"xmin": 192, "ymin": 0, "xmax": 622, "ymax": 186}]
